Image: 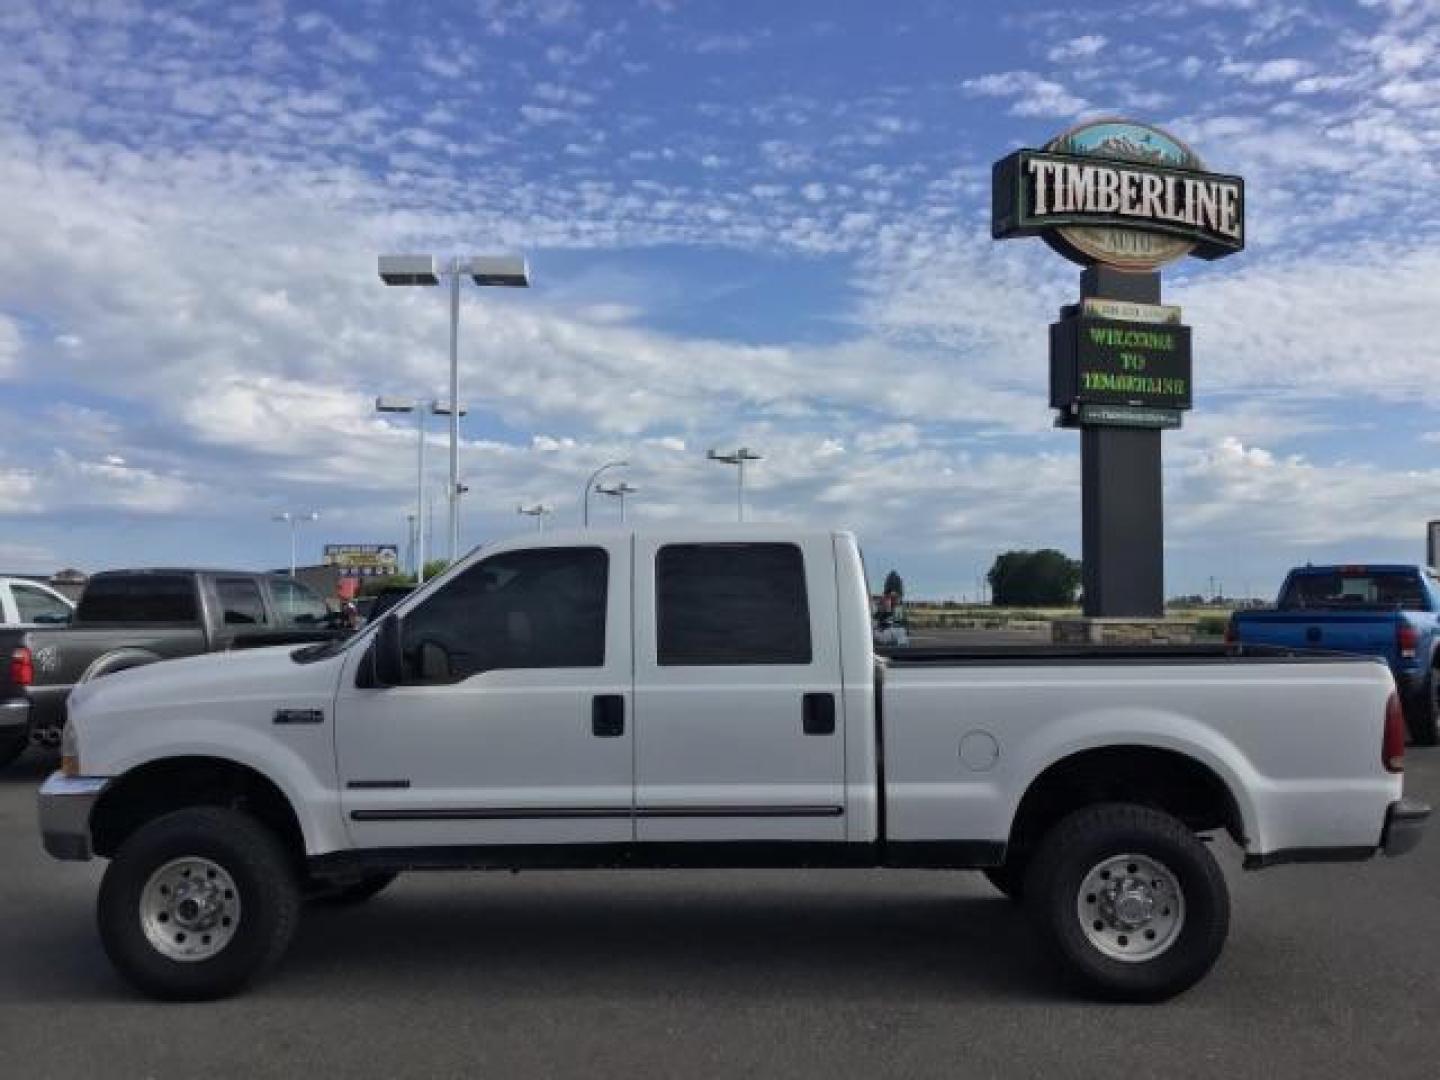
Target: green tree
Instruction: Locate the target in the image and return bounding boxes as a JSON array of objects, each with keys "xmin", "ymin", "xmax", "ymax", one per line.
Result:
[
  {"xmin": 882, "ymin": 570, "xmax": 905, "ymax": 598},
  {"xmin": 357, "ymin": 559, "xmax": 451, "ymax": 597},
  {"xmin": 358, "ymin": 573, "xmax": 413, "ymax": 597},
  {"xmin": 987, "ymin": 549, "xmax": 1081, "ymax": 606}
]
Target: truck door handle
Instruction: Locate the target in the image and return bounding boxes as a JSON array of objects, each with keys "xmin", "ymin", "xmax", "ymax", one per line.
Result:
[
  {"xmin": 592, "ymin": 695, "xmax": 625, "ymax": 737},
  {"xmin": 802, "ymin": 693, "xmax": 836, "ymax": 735}
]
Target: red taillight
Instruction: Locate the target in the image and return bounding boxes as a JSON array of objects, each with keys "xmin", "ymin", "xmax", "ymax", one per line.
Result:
[
  {"xmin": 1383, "ymin": 691, "xmax": 1406, "ymax": 773},
  {"xmin": 1397, "ymin": 624, "xmax": 1419, "ymax": 660},
  {"xmin": 9, "ymin": 646, "xmax": 32, "ymax": 688},
  {"xmin": 1223, "ymin": 619, "xmax": 1236, "ymax": 646}
]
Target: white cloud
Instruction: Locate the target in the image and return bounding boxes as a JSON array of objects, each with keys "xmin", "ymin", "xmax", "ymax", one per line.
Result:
[
  {"xmin": 962, "ymin": 71, "xmax": 1089, "ymax": 116},
  {"xmin": 1047, "ymin": 35, "xmax": 1107, "ymax": 62},
  {"xmin": 1220, "ymin": 57, "xmax": 1314, "ymax": 84}
]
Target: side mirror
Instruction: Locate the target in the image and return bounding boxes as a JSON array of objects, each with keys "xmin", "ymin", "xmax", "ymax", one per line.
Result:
[{"xmin": 372, "ymin": 614, "xmax": 404, "ymax": 687}]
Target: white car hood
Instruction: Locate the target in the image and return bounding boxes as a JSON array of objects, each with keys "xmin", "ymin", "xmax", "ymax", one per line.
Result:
[{"xmin": 68, "ymin": 644, "xmax": 343, "ymax": 718}]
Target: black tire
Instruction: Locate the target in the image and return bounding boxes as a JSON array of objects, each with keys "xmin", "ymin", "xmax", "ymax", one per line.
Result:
[
  {"xmin": 97, "ymin": 807, "xmax": 300, "ymax": 1001},
  {"xmin": 307, "ymin": 872, "xmax": 398, "ymax": 906},
  {"xmin": 1024, "ymin": 803, "xmax": 1229, "ymax": 1002},
  {"xmin": 0, "ymin": 730, "xmax": 27, "ymax": 768},
  {"xmin": 1406, "ymin": 672, "xmax": 1440, "ymax": 747},
  {"xmin": 983, "ymin": 861, "xmax": 1026, "ymax": 901}
]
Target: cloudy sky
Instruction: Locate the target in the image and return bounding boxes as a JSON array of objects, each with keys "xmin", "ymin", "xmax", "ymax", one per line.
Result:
[{"xmin": 1, "ymin": 0, "xmax": 1438, "ymax": 599}]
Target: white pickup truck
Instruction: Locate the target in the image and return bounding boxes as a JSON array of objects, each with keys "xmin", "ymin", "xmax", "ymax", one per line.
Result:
[{"xmin": 39, "ymin": 527, "xmax": 1429, "ymax": 1002}]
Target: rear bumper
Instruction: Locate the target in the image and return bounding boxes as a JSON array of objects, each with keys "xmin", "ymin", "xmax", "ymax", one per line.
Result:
[
  {"xmin": 1244, "ymin": 797, "xmax": 1430, "ymax": 869},
  {"xmin": 1382, "ymin": 796, "xmax": 1430, "ymax": 858},
  {"xmin": 37, "ymin": 772, "xmax": 110, "ymax": 861},
  {"xmin": 0, "ymin": 698, "xmax": 29, "ymax": 738}
]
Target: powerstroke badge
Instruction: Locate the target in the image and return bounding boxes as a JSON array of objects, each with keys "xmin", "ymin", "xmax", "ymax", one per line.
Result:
[{"xmin": 992, "ymin": 118, "xmax": 1244, "ymax": 270}]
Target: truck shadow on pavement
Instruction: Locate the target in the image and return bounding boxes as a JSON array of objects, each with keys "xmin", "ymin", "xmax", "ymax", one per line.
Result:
[{"xmin": 275, "ymin": 877, "xmax": 1060, "ymax": 1004}]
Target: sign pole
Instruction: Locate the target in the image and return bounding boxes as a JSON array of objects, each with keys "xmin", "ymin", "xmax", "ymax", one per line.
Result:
[{"xmin": 1079, "ymin": 266, "xmax": 1164, "ymax": 617}]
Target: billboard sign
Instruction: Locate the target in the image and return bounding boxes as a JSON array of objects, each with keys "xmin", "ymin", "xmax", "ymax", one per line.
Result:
[{"xmin": 323, "ymin": 543, "xmax": 400, "ymax": 578}]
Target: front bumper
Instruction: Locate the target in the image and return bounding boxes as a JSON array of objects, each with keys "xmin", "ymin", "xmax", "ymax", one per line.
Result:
[
  {"xmin": 37, "ymin": 772, "xmax": 110, "ymax": 861},
  {"xmin": 1383, "ymin": 796, "xmax": 1430, "ymax": 858},
  {"xmin": 0, "ymin": 698, "xmax": 29, "ymax": 738}
]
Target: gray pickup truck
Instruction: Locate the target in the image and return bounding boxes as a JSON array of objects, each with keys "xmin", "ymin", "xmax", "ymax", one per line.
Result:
[{"xmin": 0, "ymin": 569, "xmax": 340, "ymax": 766}]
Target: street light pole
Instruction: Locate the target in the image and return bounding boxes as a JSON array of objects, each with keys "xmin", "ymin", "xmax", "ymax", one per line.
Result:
[
  {"xmin": 707, "ymin": 447, "xmax": 763, "ymax": 522},
  {"xmin": 272, "ymin": 511, "xmax": 319, "ymax": 577},
  {"xmin": 379, "ymin": 253, "xmax": 530, "ymax": 564},
  {"xmin": 447, "ymin": 260, "xmax": 461, "ymax": 566},
  {"xmin": 582, "ymin": 460, "xmax": 629, "ymax": 527}
]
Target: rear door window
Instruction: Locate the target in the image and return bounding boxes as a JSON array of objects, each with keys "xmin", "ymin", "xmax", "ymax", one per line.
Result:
[{"xmin": 656, "ymin": 543, "xmax": 812, "ymax": 666}]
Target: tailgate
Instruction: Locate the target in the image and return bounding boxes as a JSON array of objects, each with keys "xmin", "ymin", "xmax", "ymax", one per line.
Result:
[{"xmin": 1236, "ymin": 612, "xmax": 1397, "ymax": 658}]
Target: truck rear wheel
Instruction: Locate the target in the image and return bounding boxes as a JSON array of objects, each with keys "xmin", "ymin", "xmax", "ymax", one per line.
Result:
[
  {"xmin": 97, "ymin": 807, "xmax": 300, "ymax": 1001},
  {"xmin": 1024, "ymin": 803, "xmax": 1229, "ymax": 1002},
  {"xmin": 1406, "ymin": 672, "xmax": 1440, "ymax": 747}
]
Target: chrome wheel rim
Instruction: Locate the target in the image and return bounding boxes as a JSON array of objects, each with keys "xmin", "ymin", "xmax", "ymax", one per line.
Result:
[
  {"xmin": 140, "ymin": 857, "xmax": 242, "ymax": 963},
  {"xmin": 1076, "ymin": 852, "xmax": 1184, "ymax": 963}
]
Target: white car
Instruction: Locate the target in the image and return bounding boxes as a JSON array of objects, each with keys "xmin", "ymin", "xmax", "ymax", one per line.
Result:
[
  {"xmin": 38, "ymin": 526, "xmax": 1429, "ymax": 1002},
  {"xmin": 0, "ymin": 576, "xmax": 74, "ymax": 626}
]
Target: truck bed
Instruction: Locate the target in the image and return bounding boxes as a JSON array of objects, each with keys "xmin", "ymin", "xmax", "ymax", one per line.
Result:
[{"xmin": 880, "ymin": 643, "xmax": 1372, "ymax": 664}]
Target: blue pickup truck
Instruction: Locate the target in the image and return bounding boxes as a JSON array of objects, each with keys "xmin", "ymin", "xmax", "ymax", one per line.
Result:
[{"xmin": 1229, "ymin": 564, "xmax": 1440, "ymax": 745}]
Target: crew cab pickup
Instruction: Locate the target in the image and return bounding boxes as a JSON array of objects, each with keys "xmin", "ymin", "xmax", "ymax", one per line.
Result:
[
  {"xmin": 38, "ymin": 528, "xmax": 1428, "ymax": 1003},
  {"xmin": 1230, "ymin": 565, "xmax": 1440, "ymax": 745},
  {"xmin": 1, "ymin": 569, "xmax": 340, "ymax": 767}
]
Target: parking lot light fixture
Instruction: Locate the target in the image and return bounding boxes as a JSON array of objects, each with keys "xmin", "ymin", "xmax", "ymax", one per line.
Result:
[
  {"xmin": 271, "ymin": 511, "xmax": 319, "ymax": 578},
  {"xmin": 517, "ymin": 503, "xmax": 553, "ymax": 533},
  {"xmin": 582, "ymin": 460, "xmax": 629, "ymax": 527},
  {"xmin": 378, "ymin": 252, "xmax": 530, "ymax": 564},
  {"xmin": 595, "ymin": 481, "xmax": 637, "ymax": 524},
  {"xmin": 707, "ymin": 446, "xmax": 763, "ymax": 522}
]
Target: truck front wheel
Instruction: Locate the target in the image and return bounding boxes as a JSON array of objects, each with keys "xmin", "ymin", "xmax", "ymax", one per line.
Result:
[
  {"xmin": 0, "ymin": 730, "xmax": 27, "ymax": 768},
  {"xmin": 1024, "ymin": 803, "xmax": 1229, "ymax": 1002},
  {"xmin": 97, "ymin": 807, "xmax": 300, "ymax": 1001}
]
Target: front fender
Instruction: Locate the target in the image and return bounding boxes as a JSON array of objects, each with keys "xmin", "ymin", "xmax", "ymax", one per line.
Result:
[{"xmin": 88, "ymin": 719, "xmax": 346, "ymax": 856}]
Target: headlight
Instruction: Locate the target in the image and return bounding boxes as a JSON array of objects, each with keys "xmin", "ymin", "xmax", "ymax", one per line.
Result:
[{"xmin": 60, "ymin": 719, "xmax": 79, "ymax": 777}]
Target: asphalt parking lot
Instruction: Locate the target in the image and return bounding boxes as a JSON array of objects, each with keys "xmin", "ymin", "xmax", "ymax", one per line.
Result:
[{"xmin": 2, "ymin": 746, "xmax": 1438, "ymax": 1080}]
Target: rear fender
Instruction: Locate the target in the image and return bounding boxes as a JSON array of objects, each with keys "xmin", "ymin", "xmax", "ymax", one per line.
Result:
[{"xmin": 1009, "ymin": 707, "xmax": 1262, "ymax": 849}]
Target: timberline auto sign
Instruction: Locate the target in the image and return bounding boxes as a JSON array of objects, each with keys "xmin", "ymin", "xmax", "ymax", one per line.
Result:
[{"xmin": 993, "ymin": 119, "xmax": 1244, "ymax": 270}]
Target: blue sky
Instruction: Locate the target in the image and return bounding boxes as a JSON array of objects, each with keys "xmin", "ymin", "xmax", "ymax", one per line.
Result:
[{"xmin": 1, "ymin": 0, "xmax": 1439, "ymax": 599}]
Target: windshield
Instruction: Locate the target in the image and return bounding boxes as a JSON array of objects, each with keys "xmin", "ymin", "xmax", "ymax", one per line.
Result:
[{"xmin": 1279, "ymin": 570, "xmax": 1426, "ymax": 611}]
